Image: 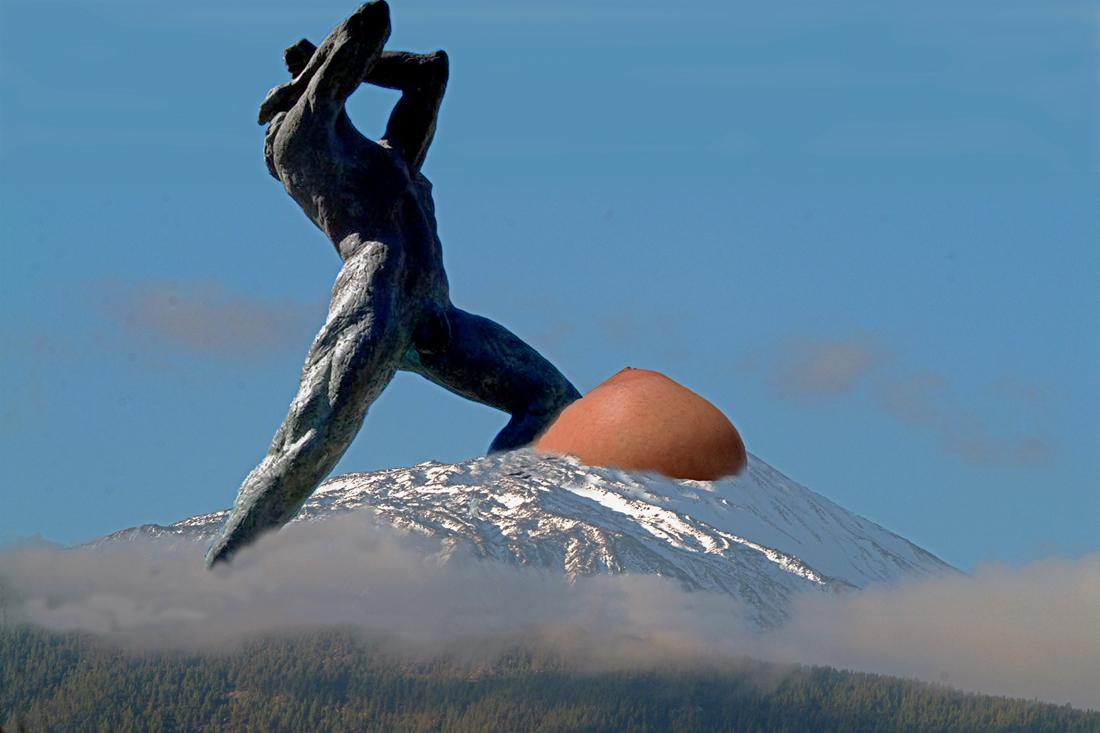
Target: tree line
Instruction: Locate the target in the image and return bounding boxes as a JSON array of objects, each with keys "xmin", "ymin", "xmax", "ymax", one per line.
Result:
[{"xmin": 3, "ymin": 626, "xmax": 1097, "ymax": 733}]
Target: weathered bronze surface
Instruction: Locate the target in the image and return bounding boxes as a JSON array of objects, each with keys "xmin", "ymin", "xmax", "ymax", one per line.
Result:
[{"xmin": 207, "ymin": 2, "xmax": 579, "ymax": 568}]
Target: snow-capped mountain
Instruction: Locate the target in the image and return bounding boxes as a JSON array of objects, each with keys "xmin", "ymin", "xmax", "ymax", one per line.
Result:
[{"xmin": 95, "ymin": 450, "xmax": 954, "ymax": 628}]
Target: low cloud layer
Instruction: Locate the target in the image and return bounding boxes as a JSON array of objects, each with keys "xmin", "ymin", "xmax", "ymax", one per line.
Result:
[
  {"xmin": 93, "ymin": 277, "xmax": 325, "ymax": 362},
  {"xmin": 742, "ymin": 334, "xmax": 1054, "ymax": 466},
  {"xmin": 760, "ymin": 554, "xmax": 1100, "ymax": 710},
  {"xmin": 3, "ymin": 514, "xmax": 1097, "ymax": 709}
]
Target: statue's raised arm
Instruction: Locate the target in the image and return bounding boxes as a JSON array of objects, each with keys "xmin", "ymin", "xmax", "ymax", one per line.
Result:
[{"xmin": 206, "ymin": 1, "xmax": 579, "ymax": 568}]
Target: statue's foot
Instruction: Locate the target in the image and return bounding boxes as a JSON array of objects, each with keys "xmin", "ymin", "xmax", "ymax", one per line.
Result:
[
  {"xmin": 205, "ymin": 537, "xmax": 230, "ymax": 569},
  {"xmin": 284, "ymin": 38, "xmax": 317, "ymax": 78},
  {"xmin": 205, "ymin": 511, "xmax": 249, "ymax": 568},
  {"xmin": 204, "ymin": 495, "xmax": 267, "ymax": 569}
]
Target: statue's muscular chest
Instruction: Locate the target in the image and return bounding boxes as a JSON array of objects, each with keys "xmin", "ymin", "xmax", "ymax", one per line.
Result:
[
  {"xmin": 329, "ymin": 158, "xmax": 440, "ymax": 258},
  {"xmin": 281, "ymin": 150, "xmax": 431, "ymax": 254},
  {"xmin": 267, "ymin": 116, "xmax": 444, "ymax": 272}
]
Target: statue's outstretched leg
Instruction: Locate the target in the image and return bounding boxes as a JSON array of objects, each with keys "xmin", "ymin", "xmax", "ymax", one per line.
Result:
[
  {"xmin": 206, "ymin": 245, "xmax": 409, "ymax": 567},
  {"xmin": 403, "ymin": 308, "xmax": 581, "ymax": 452},
  {"xmin": 358, "ymin": 45, "xmax": 578, "ymax": 448}
]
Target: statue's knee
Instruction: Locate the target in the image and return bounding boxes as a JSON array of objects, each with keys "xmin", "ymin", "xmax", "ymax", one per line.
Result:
[
  {"xmin": 352, "ymin": 1, "xmax": 391, "ymax": 27},
  {"xmin": 424, "ymin": 50, "xmax": 449, "ymax": 88},
  {"xmin": 346, "ymin": 1, "xmax": 392, "ymax": 47},
  {"xmin": 429, "ymin": 50, "xmax": 448, "ymax": 73}
]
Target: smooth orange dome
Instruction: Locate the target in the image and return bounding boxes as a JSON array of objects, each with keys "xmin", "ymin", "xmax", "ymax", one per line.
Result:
[{"xmin": 534, "ymin": 368, "xmax": 747, "ymax": 480}]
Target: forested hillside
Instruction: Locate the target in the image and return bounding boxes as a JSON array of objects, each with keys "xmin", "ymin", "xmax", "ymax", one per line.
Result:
[{"xmin": 3, "ymin": 627, "xmax": 1096, "ymax": 733}]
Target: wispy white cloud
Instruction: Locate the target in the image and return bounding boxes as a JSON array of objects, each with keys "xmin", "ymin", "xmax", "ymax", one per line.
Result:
[
  {"xmin": 598, "ymin": 310, "xmax": 698, "ymax": 364},
  {"xmin": 0, "ymin": 517, "xmax": 750, "ymax": 664},
  {"xmin": 93, "ymin": 276, "xmax": 325, "ymax": 363},
  {"xmin": 2, "ymin": 518, "xmax": 1097, "ymax": 708},
  {"xmin": 741, "ymin": 334, "xmax": 892, "ymax": 402},
  {"xmin": 760, "ymin": 553, "xmax": 1100, "ymax": 710},
  {"xmin": 872, "ymin": 372, "xmax": 1054, "ymax": 466},
  {"xmin": 531, "ymin": 320, "xmax": 575, "ymax": 349},
  {"xmin": 742, "ymin": 334, "xmax": 1055, "ymax": 466}
]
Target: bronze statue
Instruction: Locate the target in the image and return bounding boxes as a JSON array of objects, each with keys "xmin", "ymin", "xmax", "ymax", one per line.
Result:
[{"xmin": 206, "ymin": 1, "xmax": 579, "ymax": 568}]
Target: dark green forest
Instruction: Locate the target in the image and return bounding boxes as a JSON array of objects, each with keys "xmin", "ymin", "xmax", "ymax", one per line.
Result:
[{"xmin": 3, "ymin": 626, "xmax": 1097, "ymax": 733}]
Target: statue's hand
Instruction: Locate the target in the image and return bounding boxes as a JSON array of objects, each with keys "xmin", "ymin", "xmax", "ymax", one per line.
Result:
[{"xmin": 258, "ymin": 81, "xmax": 300, "ymax": 125}]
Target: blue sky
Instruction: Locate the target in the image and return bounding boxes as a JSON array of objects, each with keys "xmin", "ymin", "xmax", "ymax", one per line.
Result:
[{"xmin": 1, "ymin": 0, "xmax": 1096, "ymax": 573}]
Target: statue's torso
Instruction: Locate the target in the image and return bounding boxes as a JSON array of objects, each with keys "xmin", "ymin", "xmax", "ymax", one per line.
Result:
[{"xmin": 265, "ymin": 111, "xmax": 450, "ymax": 304}]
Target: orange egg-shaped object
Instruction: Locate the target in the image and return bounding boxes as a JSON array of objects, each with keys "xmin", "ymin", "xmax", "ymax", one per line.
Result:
[{"xmin": 534, "ymin": 368, "xmax": 747, "ymax": 480}]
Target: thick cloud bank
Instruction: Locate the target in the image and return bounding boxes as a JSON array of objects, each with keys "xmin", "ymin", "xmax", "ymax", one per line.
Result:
[
  {"xmin": 2, "ymin": 512, "xmax": 1096, "ymax": 710},
  {"xmin": 758, "ymin": 554, "xmax": 1100, "ymax": 710}
]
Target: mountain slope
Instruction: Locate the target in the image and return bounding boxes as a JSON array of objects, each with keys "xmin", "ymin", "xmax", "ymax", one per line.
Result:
[{"xmin": 97, "ymin": 450, "xmax": 954, "ymax": 628}]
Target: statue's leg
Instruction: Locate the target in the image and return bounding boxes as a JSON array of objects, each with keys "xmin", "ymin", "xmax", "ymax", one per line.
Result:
[
  {"xmin": 206, "ymin": 244, "xmax": 409, "ymax": 567},
  {"xmin": 404, "ymin": 308, "xmax": 581, "ymax": 453}
]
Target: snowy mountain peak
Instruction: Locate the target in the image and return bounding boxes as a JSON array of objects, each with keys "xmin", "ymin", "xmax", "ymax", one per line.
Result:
[{"xmin": 99, "ymin": 450, "xmax": 954, "ymax": 628}]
